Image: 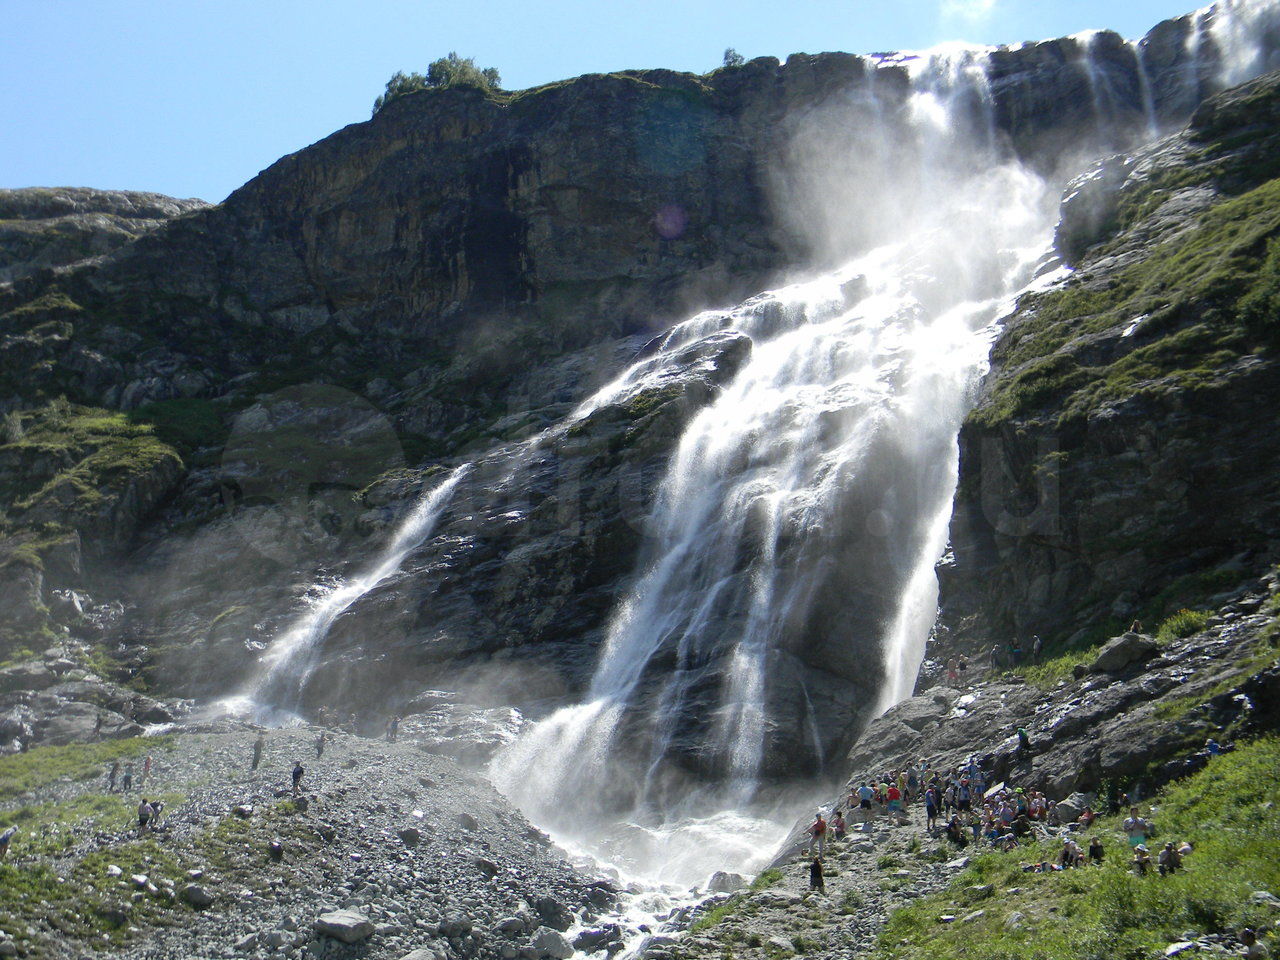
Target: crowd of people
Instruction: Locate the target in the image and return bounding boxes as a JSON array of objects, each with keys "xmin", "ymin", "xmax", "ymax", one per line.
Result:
[{"xmin": 803, "ymin": 753, "xmax": 1205, "ymax": 890}]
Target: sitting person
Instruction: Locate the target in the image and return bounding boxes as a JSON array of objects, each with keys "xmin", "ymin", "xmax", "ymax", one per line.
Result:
[
  {"xmin": 945, "ymin": 815, "xmax": 967, "ymax": 845},
  {"xmin": 1088, "ymin": 836, "xmax": 1105, "ymax": 864},
  {"xmin": 1131, "ymin": 844, "xmax": 1152, "ymax": 876},
  {"xmin": 995, "ymin": 832, "xmax": 1019, "ymax": 852},
  {"xmin": 1158, "ymin": 842, "xmax": 1182, "ymax": 876},
  {"xmin": 1058, "ymin": 838, "xmax": 1082, "ymax": 868}
]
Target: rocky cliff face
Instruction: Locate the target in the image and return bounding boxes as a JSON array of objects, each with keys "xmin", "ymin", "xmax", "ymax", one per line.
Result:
[
  {"xmin": 937, "ymin": 69, "xmax": 1280, "ymax": 664},
  {"xmin": 1, "ymin": 6, "xmax": 1277, "ymax": 778},
  {"xmin": 0, "ymin": 187, "xmax": 207, "ymax": 283}
]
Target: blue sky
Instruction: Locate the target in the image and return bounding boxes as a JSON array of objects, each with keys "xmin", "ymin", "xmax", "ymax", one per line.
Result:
[{"xmin": 2, "ymin": 0, "xmax": 1206, "ymax": 202}]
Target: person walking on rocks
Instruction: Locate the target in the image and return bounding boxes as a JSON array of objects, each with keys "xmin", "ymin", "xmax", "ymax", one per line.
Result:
[
  {"xmin": 137, "ymin": 798, "xmax": 153, "ymax": 833},
  {"xmin": 808, "ymin": 856, "xmax": 825, "ymax": 894},
  {"xmin": 107, "ymin": 761, "xmax": 120, "ymax": 793},
  {"xmin": 142, "ymin": 754, "xmax": 152, "ymax": 786},
  {"xmin": 315, "ymin": 731, "xmax": 326, "ymax": 759},
  {"xmin": 291, "ymin": 760, "xmax": 305, "ymax": 794},
  {"xmin": 989, "ymin": 643, "xmax": 1001, "ymax": 671},
  {"xmin": 122, "ymin": 762, "xmax": 134, "ymax": 792},
  {"xmin": 252, "ymin": 734, "xmax": 265, "ymax": 771},
  {"xmin": 93, "ymin": 713, "xmax": 104, "ymax": 739},
  {"xmin": 807, "ymin": 812, "xmax": 828, "ymax": 857}
]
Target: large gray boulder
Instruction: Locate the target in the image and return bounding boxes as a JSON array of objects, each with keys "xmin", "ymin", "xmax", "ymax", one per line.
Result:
[
  {"xmin": 531, "ymin": 928, "xmax": 574, "ymax": 960},
  {"xmin": 1089, "ymin": 633, "xmax": 1159, "ymax": 674},
  {"xmin": 707, "ymin": 871, "xmax": 747, "ymax": 894},
  {"xmin": 314, "ymin": 909, "xmax": 376, "ymax": 944}
]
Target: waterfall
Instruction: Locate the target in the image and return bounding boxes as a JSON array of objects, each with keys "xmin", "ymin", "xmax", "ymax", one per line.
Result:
[
  {"xmin": 491, "ymin": 49, "xmax": 1059, "ymax": 885},
  {"xmin": 220, "ymin": 465, "xmax": 469, "ymax": 722},
  {"xmin": 1203, "ymin": 0, "xmax": 1280, "ymax": 87}
]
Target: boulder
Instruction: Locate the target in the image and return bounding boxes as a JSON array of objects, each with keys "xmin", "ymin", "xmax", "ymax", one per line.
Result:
[
  {"xmin": 1090, "ymin": 633, "xmax": 1159, "ymax": 674},
  {"xmin": 179, "ymin": 884, "xmax": 215, "ymax": 908},
  {"xmin": 531, "ymin": 928, "xmax": 574, "ymax": 960},
  {"xmin": 0, "ymin": 662, "xmax": 57, "ymax": 694},
  {"xmin": 534, "ymin": 895, "xmax": 574, "ymax": 932},
  {"xmin": 398, "ymin": 827, "xmax": 421, "ymax": 847},
  {"xmin": 1053, "ymin": 792, "xmax": 1095, "ymax": 823},
  {"xmin": 573, "ymin": 926, "xmax": 622, "ymax": 952},
  {"xmin": 314, "ymin": 909, "xmax": 376, "ymax": 943},
  {"xmin": 438, "ymin": 912, "xmax": 473, "ymax": 938},
  {"xmin": 707, "ymin": 871, "xmax": 747, "ymax": 894}
]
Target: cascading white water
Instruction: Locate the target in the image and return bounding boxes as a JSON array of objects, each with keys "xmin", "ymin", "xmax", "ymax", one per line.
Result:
[
  {"xmin": 1204, "ymin": 0, "xmax": 1280, "ymax": 86},
  {"xmin": 220, "ymin": 465, "xmax": 469, "ymax": 721},
  {"xmin": 492, "ymin": 47, "xmax": 1059, "ymax": 886},
  {"xmin": 494, "ymin": 0, "xmax": 1280, "ymax": 888}
]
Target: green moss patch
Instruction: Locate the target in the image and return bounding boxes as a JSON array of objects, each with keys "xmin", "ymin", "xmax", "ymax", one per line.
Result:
[{"xmin": 974, "ymin": 176, "xmax": 1280, "ymax": 430}]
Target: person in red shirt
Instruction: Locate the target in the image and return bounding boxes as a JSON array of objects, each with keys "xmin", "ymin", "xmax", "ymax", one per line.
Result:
[
  {"xmin": 887, "ymin": 783, "xmax": 902, "ymax": 814},
  {"xmin": 807, "ymin": 812, "xmax": 828, "ymax": 856}
]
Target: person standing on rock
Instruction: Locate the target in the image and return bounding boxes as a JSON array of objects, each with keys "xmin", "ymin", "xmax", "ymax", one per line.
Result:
[
  {"xmin": 107, "ymin": 761, "xmax": 121, "ymax": 793},
  {"xmin": 122, "ymin": 762, "xmax": 134, "ymax": 792},
  {"xmin": 93, "ymin": 713, "xmax": 104, "ymax": 739},
  {"xmin": 137, "ymin": 798, "xmax": 153, "ymax": 833},
  {"xmin": 808, "ymin": 856, "xmax": 825, "ymax": 894},
  {"xmin": 252, "ymin": 734, "xmax": 265, "ymax": 771},
  {"xmin": 925, "ymin": 785, "xmax": 940, "ymax": 832},
  {"xmin": 989, "ymin": 644, "xmax": 1001, "ymax": 671},
  {"xmin": 142, "ymin": 754, "xmax": 152, "ymax": 786},
  {"xmin": 1031, "ymin": 635, "xmax": 1043, "ymax": 662},
  {"xmin": 807, "ymin": 812, "xmax": 828, "ymax": 857},
  {"xmin": 315, "ymin": 731, "xmax": 326, "ymax": 759},
  {"xmin": 291, "ymin": 760, "xmax": 305, "ymax": 794}
]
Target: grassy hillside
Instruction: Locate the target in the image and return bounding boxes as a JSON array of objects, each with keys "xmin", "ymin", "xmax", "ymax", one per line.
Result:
[{"xmin": 874, "ymin": 738, "xmax": 1280, "ymax": 960}]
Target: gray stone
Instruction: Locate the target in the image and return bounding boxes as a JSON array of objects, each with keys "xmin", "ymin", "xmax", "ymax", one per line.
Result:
[
  {"xmin": 707, "ymin": 871, "xmax": 747, "ymax": 894},
  {"xmin": 180, "ymin": 884, "xmax": 215, "ymax": 908},
  {"xmin": 400, "ymin": 950, "xmax": 447, "ymax": 960},
  {"xmin": 531, "ymin": 928, "xmax": 574, "ymax": 960},
  {"xmin": 1090, "ymin": 633, "xmax": 1160, "ymax": 674},
  {"xmin": 315, "ymin": 909, "xmax": 376, "ymax": 944}
]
